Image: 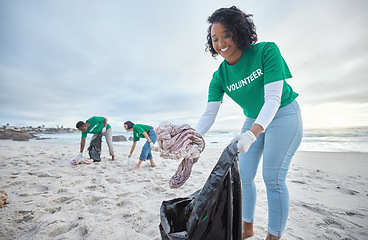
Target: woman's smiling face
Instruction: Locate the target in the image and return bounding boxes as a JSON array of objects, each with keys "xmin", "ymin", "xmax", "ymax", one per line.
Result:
[{"xmin": 210, "ymin": 22, "xmax": 243, "ymax": 65}]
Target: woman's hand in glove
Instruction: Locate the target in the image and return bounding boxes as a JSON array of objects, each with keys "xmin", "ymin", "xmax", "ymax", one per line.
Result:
[{"xmin": 231, "ymin": 130, "xmax": 256, "ymax": 153}]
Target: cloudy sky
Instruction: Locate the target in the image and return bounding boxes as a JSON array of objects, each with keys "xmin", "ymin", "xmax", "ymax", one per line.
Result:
[{"xmin": 1, "ymin": 0, "xmax": 367, "ymax": 131}]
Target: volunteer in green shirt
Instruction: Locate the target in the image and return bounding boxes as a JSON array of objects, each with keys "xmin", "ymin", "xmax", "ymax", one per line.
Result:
[
  {"xmin": 195, "ymin": 7, "xmax": 303, "ymax": 240},
  {"xmin": 124, "ymin": 121, "xmax": 157, "ymax": 169},
  {"xmin": 76, "ymin": 116, "xmax": 115, "ymax": 161}
]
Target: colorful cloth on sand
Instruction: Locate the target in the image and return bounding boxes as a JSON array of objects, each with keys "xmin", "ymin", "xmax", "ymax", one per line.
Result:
[
  {"xmin": 70, "ymin": 156, "xmax": 93, "ymax": 165},
  {"xmin": 155, "ymin": 121, "xmax": 205, "ymax": 188}
]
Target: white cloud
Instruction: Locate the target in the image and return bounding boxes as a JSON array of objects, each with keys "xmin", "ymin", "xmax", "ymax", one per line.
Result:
[{"xmin": 1, "ymin": 0, "xmax": 367, "ymax": 129}]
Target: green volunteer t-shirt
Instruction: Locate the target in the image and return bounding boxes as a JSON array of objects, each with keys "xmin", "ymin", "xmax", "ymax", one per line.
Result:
[
  {"xmin": 81, "ymin": 116, "xmax": 111, "ymax": 139},
  {"xmin": 132, "ymin": 124, "xmax": 152, "ymax": 142},
  {"xmin": 208, "ymin": 42, "xmax": 298, "ymax": 118}
]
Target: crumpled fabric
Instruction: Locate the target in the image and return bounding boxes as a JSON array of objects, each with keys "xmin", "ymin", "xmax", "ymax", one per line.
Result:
[
  {"xmin": 155, "ymin": 121, "xmax": 205, "ymax": 188},
  {"xmin": 70, "ymin": 156, "xmax": 93, "ymax": 165}
]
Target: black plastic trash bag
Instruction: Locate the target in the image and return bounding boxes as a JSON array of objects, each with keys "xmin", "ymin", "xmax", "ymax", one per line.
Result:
[
  {"xmin": 88, "ymin": 133, "xmax": 102, "ymax": 162},
  {"xmin": 159, "ymin": 142, "xmax": 242, "ymax": 240}
]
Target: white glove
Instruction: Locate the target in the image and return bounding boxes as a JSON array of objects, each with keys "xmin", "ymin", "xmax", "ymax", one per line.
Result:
[
  {"xmin": 77, "ymin": 152, "xmax": 83, "ymax": 158},
  {"xmin": 231, "ymin": 131, "xmax": 256, "ymax": 153},
  {"xmin": 102, "ymin": 127, "xmax": 106, "ymax": 133},
  {"xmin": 149, "ymin": 142, "xmax": 155, "ymax": 149}
]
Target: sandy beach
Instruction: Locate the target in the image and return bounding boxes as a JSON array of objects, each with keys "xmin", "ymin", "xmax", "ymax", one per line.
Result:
[{"xmin": 0, "ymin": 140, "xmax": 367, "ymax": 240}]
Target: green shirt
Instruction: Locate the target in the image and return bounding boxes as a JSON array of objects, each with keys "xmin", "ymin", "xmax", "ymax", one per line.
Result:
[
  {"xmin": 132, "ymin": 124, "xmax": 152, "ymax": 142},
  {"xmin": 81, "ymin": 116, "xmax": 111, "ymax": 139},
  {"xmin": 208, "ymin": 42, "xmax": 298, "ymax": 118}
]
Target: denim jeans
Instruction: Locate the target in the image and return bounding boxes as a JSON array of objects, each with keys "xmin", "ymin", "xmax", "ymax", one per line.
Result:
[
  {"xmin": 139, "ymin": 128, "xmax": 157, "ymax": 161},
  {"xmin": 239, "ymin": 100, "xmax": 303, "ymax": 237}
]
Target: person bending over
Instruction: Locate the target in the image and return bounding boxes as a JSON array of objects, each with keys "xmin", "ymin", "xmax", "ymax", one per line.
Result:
[
  {"xmin": 76, "ymin": 116, "xmax": 115, "ymax": 161},
  {"xmin": 124, "ymin": 121, "xmax": 157, "ymax": 169}
]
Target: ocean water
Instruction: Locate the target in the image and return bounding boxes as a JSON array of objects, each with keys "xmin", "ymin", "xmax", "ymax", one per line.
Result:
[
  {"xmin": 33, "ymin": 126, "xmax": 368, "ymax": 153},
  {"xmin": 299, "ymin": 126, "xmax": 368, "ymax": 153},
  {"xmin": 203, "ymin": 126, "xmax": 368, "ymax": 152}
]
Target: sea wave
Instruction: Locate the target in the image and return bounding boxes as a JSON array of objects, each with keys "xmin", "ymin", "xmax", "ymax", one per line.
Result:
[{"xmin": 31, "ymin": 126, "xmax": 368, "ymax": 153}]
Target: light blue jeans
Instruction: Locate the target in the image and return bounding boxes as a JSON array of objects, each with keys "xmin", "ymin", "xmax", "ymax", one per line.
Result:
[
  {"xmin": 139, "ymin": 128, "xmax": 157, "ymax": 161},
  {"xmin": 239, "ymin": 100, "xmax": 303, "ymax": 237}
]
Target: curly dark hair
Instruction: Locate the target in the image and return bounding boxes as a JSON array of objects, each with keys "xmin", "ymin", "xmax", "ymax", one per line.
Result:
[{"xmin": 205, "ymin": 6, "xmax": 258, "ymax": 57}]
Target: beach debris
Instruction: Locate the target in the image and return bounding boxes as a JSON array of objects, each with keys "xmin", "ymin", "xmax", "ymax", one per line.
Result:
[
  {"xmin": 0, "ymin": 190, "xmax": 9, "ymax": 208},
  {"xmin": 70, "ymin": 156, "xmax": 93, "ymax": 165},
  {"xmin": 155, "ymin": 121, "xmax": 205, "ymax": 188}
]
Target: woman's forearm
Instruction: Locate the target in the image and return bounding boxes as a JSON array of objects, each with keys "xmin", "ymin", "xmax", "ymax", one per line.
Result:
[
  {"xmin": 142, "ymin": 132, "xmax": 151, "ymax": 142},
  {"xmin": 130, "ymin": 142, "xmax": 137, "ymax": 155}
]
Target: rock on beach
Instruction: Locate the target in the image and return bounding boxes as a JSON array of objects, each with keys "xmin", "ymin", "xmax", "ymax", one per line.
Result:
[
  {"xmin": 112, "ymin": 135, "xmax": 127, "ymax": 142},
  {"xmin": 0, "ymin": 129, "xmax": 34, "ymax": 141}
]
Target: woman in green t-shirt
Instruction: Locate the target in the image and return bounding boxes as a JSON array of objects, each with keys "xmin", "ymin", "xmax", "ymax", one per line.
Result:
[
  {"xmin": 124, "ymin": 121, "xmax": 157, "ymax": 169},
  {"xmin": 195, "ymin": 6, "xmax": 303, "ymax": 240}
]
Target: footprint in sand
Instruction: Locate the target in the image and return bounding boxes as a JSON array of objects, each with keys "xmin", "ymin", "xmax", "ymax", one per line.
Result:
[
  {"xmin": 57, "ymin": 188, "xmax": 67, "ymax": 193},
  {"xmin": 106, "ymin": 178, "xmax": 121, "ymax": 184},
  {"xmin": 45, "ymin": 206, "xmax": 62, "ymax": 214},
  {"xmin": 82, "ymin": 195, "xmax": 104, "ymax": 205},
  {"xmin": 52, "ymin": 196, "xmax": 74, "ymax": 204},
  {"xmin": 336, "ymin": 186, "xmax": 360, "ymax": 195},
  {"xmin": 48, "ymin": 222, "xmax": 79, "ymax": 238},
  {"xmin": 17, "ymin": 192, "xmax": 30, "ymax": 197},
  {"xmin": 37, "ymin": 173, "xmax": 51, "ymax": 178},
  {"xmin": 16, "ymin": 210, "xmax": 34, "ymax": 223},
  {"xmin": 116, "ymin": 199, "xmax": 135, "ymax": 208},
  {"xmin": 291, "ymin": 180, "xmax": 307, "ymax": 184},
  {"xmin": 33, "ymin": 184, "xmax": 49, "ymax": 192},
  {"xmin": 319, "ymin": 217, "xmax": 344, "ymax": 230},
  {"xmin": 345, "ymin": 211, "xmax": 363, "ymax": 217}
]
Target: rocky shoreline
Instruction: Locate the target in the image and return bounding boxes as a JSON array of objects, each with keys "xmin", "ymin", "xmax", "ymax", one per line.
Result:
[
  {"xmin": 0, "ymin": 127, "xmax": 79, "ymax": 141},
  {"xmin": 0, "ymin": 128, "xmax": 129, "ymax": 142}
]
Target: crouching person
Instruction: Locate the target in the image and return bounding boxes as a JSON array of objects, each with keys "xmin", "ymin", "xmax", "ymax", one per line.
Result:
[
  {"xmin": 124, "ymin": 121, "xmax": 156, "ymax": 169},
  {"xmin": 76, "ymin": 116, "xmax": 115, "ymax": 161}
]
